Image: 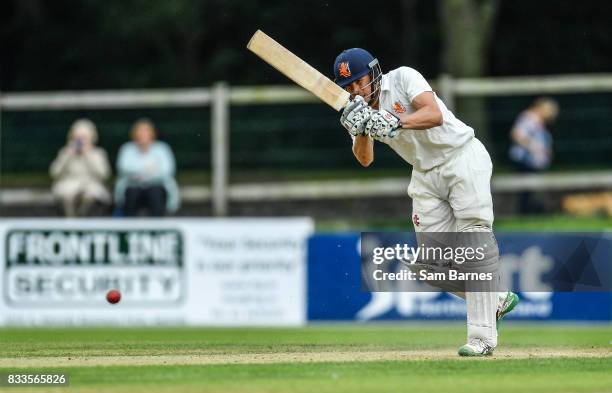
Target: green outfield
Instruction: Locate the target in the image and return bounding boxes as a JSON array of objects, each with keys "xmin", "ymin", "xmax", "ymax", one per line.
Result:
[{"xmin": 0, "ymin": 324, "xmax": 610, "ymax": 393}]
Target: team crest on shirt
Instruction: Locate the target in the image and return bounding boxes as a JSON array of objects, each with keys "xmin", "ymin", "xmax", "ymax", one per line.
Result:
[
  {"xmin": 338, "ymin": 62, "xmax": 351, "ymax": 78},
  {"xmin": 393, "ymin": 101, "xmax": 406, "ymax": 113},
  {"xmin": 412, "ymin": 213, "xmax": 420, "ymax": 227}
]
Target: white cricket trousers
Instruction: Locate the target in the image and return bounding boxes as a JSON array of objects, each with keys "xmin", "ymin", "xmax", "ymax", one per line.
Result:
[
  {"xmin": 408, "ymin": 137, "xmax": 494, "ymax": 232},
  {"xmin": 408, "ymin": 137, "xmax": 498, "ymax": 346}
]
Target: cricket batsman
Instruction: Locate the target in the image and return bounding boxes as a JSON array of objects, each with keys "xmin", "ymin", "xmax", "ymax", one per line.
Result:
[{"xmin": 334, "ymin": 48, "xmax": 519, "ymax": 356}]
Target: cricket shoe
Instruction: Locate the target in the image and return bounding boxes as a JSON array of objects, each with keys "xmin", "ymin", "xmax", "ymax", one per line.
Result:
[
  {"xmin": 458, "ymin": 339, "xmax": 495, "ymax": 357},
  {"xmin": 496, "ymin": 291, "xmax": 519, "ymax": 323}
]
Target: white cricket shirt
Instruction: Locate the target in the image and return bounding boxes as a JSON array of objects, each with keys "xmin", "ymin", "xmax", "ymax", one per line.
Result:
[{"xmin": 370, "ymin": 67, "xmax": 475, "ymax": 172}]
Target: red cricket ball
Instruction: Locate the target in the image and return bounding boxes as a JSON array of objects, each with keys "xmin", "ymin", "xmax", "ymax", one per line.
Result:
[{"xmin": 106, "ymin": 289, "xmax": 121, "ymax": 304}]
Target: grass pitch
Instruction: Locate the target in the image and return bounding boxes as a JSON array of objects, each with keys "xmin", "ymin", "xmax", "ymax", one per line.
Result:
[{"xmin": 0, "ymin": 324, "xmax": 610, "ymax": 393}]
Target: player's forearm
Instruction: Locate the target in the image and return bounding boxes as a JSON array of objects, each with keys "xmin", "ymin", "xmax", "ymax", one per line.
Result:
[
  {"xmin": 352, "ymin": 135, "xmax": 374, "ymax": 167},
  {"xmin": 398, "ymin": 107, "xmax": 443, "ymax": 130}
]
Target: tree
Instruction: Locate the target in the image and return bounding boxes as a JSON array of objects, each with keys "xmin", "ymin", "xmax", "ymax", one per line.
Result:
[{"xmin": 438, "ymin": 0, "xmax": 500, "ymax": 142}]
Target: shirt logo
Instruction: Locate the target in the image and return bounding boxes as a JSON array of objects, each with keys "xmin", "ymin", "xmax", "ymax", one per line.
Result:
[
  {"xmin": 338, "ymin": 62, "xmax": 351, "ymax": 78},
  {"xmin": 412, "ymin": 213, "xmax": 420, "ymax": 227},
  {"xmin": 393, "ymin": 101, "xmax": 406, "ymax": 113}
]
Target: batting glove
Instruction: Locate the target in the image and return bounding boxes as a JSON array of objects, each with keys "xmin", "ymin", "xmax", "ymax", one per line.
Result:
[
  {"xmin": 340, "ymin": 96, "xmax": 372, "ymax": 136},
  {"xmin": 366, "ymin": 109, "xmax": 401, "ymax": 140}
]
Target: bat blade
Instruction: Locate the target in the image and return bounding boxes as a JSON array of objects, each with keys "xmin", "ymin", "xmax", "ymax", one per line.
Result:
[{"xmin": 247, "ymin": 30, "xmax": 350, "ymax": 111}]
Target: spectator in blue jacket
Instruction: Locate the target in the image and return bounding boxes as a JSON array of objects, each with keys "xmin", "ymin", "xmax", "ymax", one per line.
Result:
[
  {"xmin": 509, "ymin": 97, "xmax": 559, "ymax": 213},
  {"xmin": 114, "ymin": 119, "xmax": 180, "ymax": 216}
]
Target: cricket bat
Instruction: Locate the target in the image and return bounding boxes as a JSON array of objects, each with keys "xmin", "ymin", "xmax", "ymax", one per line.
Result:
[{"xmin": 247, "ymin": 30, "xmax": 351, "ymax": 111}]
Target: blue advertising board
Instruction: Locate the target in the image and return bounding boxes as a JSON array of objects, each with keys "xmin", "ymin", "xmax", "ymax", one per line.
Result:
[{"xmin": 307, "ymin": 233, "xmax": 612, "ymax": 321}]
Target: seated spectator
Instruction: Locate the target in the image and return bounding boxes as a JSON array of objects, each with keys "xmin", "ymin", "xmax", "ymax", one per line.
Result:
[
  {"xmin": 114, "ymin": 119, "xmax": 180, "ymax": 217},
  {"xmin": 49, "ymin": 119, "xmax": 112, "ymax": 217},
  {"xmin": 509, "ymin": 97, "xmax": 559, "ymax": 213}
]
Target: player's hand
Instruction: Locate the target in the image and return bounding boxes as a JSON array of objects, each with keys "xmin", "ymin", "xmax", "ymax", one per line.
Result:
[
  {"xmin": 340, "ymin": 95, "xmax": 372, "ymax": 136},
  {"xmin": 366, "ymin": 109, "xmax": 401, "ymax": 140}
]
